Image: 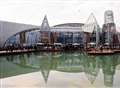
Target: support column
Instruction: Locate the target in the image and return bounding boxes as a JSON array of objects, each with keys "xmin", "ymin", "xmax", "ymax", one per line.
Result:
[{"xmin": 20, "ymin": 32, "xmax": 26, "ymax": 46}]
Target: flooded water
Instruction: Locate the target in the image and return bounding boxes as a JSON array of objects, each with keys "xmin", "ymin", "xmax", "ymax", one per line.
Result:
[{"xmin": 0, "ymin": 52, "xmax": 120, "ymax": 88}]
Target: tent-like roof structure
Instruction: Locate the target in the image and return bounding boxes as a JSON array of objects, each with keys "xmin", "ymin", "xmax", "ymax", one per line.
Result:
[
  {"xmin": 83, "ymin": 13, "xmax": 100, "ymax": 33},
  {"xmin": 41, "ymin": 15, "xmax": 50, "ymax": 31}
]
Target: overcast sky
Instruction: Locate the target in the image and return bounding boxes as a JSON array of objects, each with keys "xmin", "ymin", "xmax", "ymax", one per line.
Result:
[{"xmin": 0, "ymin": 0, "xmax": 119, "ymax": 30}]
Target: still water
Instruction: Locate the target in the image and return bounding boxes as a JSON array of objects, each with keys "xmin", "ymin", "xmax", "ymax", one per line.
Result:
[{"xmin": 0, "ymin": 52, "xmax": 120, "ymax": 88}]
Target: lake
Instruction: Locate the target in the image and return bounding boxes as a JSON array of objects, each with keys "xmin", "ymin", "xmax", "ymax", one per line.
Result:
[{"xmin": 0, "ymin": 52, "xmax": 120, "ymax": 88}]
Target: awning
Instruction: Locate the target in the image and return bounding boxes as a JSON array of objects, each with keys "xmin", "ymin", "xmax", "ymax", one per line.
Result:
[
  {"xmin": 54, "ymin": 43, "xmax": 62, "ymax": 45},
  {"xmin": 36, "ymin": 43, "xmax": 44, "ymax": 45},
  {"xmin": 72, "ymin": 43, "xmax": 80, "ymax": 46},
  {"xmin": 88, "ymin": 42, "xmax": 96, "ymax": 45}
]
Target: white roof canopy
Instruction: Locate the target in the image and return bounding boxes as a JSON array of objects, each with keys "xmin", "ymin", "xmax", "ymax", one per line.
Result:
[{"xmin": 83, "ymin": 13, "xmax": 100, "ymax": 33}]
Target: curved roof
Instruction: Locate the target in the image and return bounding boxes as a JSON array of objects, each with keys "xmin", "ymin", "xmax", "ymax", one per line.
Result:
[
  {"xmin": 51, "ymin": 23, "xmax": 84, "ymax": 32},
  {"xmin": 53, "ymin": 23, "xmax": 84, "ymax": 27},
  {"xmin": 0, "ymin": 20, "xmax": 39, "ymax": 47}
]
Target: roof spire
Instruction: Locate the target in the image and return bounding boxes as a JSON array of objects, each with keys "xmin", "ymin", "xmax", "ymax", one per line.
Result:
[{"xmin": 41, "ymin": 15, "xmax": 50, "ymax": 31}]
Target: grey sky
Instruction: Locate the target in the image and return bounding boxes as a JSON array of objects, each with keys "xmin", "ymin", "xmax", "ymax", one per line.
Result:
[{"xmin": 0, "ymin": 0, "xmax": 119, "ymax": 30}]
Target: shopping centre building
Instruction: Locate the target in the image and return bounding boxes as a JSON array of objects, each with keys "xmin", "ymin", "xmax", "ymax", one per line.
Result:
[{"xmin": 0, "ymin": 10, "xmax": 119, "ymax": 49}]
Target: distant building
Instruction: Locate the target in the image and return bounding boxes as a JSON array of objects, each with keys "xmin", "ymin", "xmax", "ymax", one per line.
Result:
[{"xmin": 102, "ymin": 10, "xmax": 119, "ymax": 46}]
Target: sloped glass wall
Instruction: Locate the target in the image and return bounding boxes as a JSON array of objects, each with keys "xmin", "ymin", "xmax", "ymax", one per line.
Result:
[
  {"xmin": 5, "ymin": 34, "xmax": 20, "ymax": 47},
  {"xmin": 26, "ymin": 31, "xmax": 40, "ymax": 46}
]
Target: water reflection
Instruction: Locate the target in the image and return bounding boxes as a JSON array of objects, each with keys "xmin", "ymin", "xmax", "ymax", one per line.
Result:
[{"xmin": 0, "ymin": 52, "xmax": 120, "ymax": 87}]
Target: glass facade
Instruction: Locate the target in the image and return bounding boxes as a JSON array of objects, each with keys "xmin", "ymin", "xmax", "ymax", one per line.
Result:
[
  {"xmin": 57, "ymin": 32, "xmax": 65, "ymax": 44},
  {"xmin": 3, "ymin": 11, "xmax": 119, "ymax": 48},
  {"xmin": 56, "ymin": 32, "xmax": 84, "ymax": 45},
  {"xmin": 73, "ymin": 32, "xmax": 83, "ymax": 44},
  {"xmin": 26, "ymin": 31, "xmax": 40, "ymax": 46},
  {"xmin": 5, "ymin": 34, "xmax": 20, "ymax": 47},
  {"xmin": 90, "ymin": 31, "xmax": 96, "ymax": 43},
  {"xmin": 64, "ymin": 32, "xmax": 73, "ymax": 44}
]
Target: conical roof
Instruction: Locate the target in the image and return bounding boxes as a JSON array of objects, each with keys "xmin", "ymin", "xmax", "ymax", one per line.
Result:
[
  {"xmin": 41, "ymin": 15, "xmax": 50, "ymax": 31},
  {"xmin": 83, "ymin": 13, "xmax": 100, "ymax": 33}
]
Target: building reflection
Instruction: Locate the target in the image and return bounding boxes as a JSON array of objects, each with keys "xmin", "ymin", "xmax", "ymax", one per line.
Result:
[
  {"xmin": 101, "ymin": 55, "xmax": 117, "ymax": 87},
  {"xmin": 2, "ymin": 52, "xmax": 120, "ymax": 87}
]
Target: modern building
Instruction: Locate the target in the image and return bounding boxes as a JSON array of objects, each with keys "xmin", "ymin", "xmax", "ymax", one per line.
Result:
[
  {"xmin": 0, "ymin": 10, "xmax": 119, "ymax": 49},
  {"xmin": 102, "ymin": 10, "xmax": 119, "ymax": 47},
  {"xmin": 40, "ymin": 15, "xmax": 51, "ymax": 44},
  {"xmin": 0, "ymin": 21, "xmax": 39, "ymax": 47},
  {"xmin": 83, "ymin": 13, "xmax": 101, "ymax": 48},
  {"xmin": 51, "ymin": 23, "xmax": 84, "ymax": 45}
]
